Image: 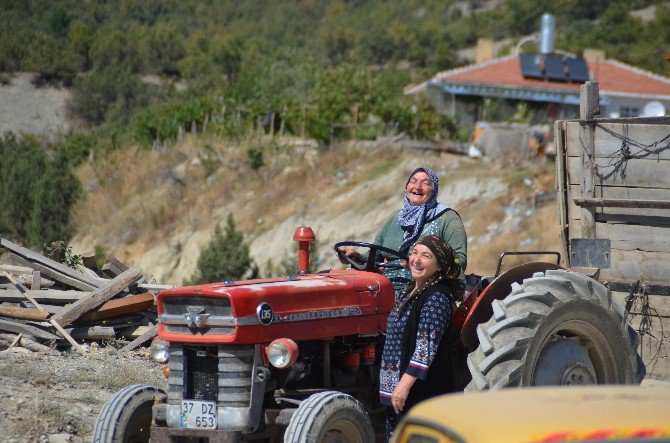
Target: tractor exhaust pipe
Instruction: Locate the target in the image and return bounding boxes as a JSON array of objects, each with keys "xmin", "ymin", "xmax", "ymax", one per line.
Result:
[{"xmin": 293, "ymin": 227, "xmax": 315, "ymax": 273}]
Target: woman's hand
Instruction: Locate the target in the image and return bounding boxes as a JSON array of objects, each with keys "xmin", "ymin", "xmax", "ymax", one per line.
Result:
[
  {"xmin": 336, "ymin": 247, "xmax": 362, "ymax": 264},
  {"xmin": 391, "ymin": 373, "xmax": 416, "ymax": 414}
]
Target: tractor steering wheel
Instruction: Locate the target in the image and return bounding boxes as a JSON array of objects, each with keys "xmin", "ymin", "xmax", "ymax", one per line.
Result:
[{"xmin": 334, "ymin": 241, "xmax": 408, "ymax": 273}]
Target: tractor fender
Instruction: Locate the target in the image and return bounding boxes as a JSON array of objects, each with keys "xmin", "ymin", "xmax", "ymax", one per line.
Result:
[{"xmin": 460, "ymin": 261, "xmax": 563, "ymax": 350}]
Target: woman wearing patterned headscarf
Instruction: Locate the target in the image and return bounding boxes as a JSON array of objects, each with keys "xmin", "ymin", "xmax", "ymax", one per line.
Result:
[
  {"xmin": 342, "ymin": 166, "xmax": 467, "ymax": 291},
  {"xmin": 379, "ymin": 235, "xmax": 461, "ymax": 441}
]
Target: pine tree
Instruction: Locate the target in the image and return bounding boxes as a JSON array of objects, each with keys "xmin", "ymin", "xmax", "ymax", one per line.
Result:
[{"xmin": 186, "ymin": 214, "xmax": 257, "ymax": 285}]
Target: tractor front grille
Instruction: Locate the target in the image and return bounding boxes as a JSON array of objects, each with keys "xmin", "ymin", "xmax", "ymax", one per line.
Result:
[
  {"xmin": 167, "ymin": 344, "xmax": 255, "ymax": 408},
  {"xmin": 162, "ymin": 296, "xmax": 234, "ymax": 336},
  {"xmin": 185, "ymin": 346, "xmax": 219, "ymax": 401}
]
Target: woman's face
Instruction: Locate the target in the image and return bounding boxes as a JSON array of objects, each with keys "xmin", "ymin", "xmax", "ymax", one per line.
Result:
[
  {"xmin": 406, "ymin": 171, "xmax": 433, "ymax": 206},
  {"xmin": 409, "ymin": 244, "xmax": 441, "ymax": 285}
]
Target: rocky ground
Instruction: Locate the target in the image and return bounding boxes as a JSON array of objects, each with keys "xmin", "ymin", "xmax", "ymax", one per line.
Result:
[
  {"xmin": 1, "ymin": 342, "xmax": 669, "ymax": 442},
  {"xmin": 0, "ymin": 345, "xmax": 166, "ymax": 443}
]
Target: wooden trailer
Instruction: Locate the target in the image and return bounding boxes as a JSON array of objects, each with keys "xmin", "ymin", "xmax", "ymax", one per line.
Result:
[{"xmin": 554, "ymin": 82, "xmax": 670, "ymax": 379}]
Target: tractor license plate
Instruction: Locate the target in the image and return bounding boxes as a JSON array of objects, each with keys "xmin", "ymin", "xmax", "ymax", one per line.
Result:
[{"xmin": 180, "ymin": 400, "xmax": 217, "ymax": 429}]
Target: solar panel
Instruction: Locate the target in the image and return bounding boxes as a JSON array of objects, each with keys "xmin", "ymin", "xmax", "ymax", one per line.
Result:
[
  {"xmin": 520, "ymin": 54, "xmax": 543, "ymax": 79},
  {"xmin": 567, "ymin": 57, "xmax": 590, "ymax": 82},
  {"xmin": 544, "ymin": 55, "xmax": 567, "ymax": 81}
]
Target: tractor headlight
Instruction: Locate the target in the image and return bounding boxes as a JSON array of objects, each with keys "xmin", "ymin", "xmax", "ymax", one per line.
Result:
[
  {"xmin": 150, "ymin": 338, "xmax": 169, "ymax": 363},
  {"xmin": 266, "ymin": 338, "xmax": 299, "ymax": 369}
]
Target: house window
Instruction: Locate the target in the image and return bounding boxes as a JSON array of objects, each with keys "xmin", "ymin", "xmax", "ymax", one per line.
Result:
[{"xmin": 620, "ymin": 106, "xmax": 640, "ymax": 117}]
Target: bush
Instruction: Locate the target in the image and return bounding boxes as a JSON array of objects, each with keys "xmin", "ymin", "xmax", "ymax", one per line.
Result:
[
  {"xmin": 69, "ymin": 62, "xmax": 148, "ymax": 127},
  {"xmin": 0, "ymin": 134, "xmax": 81, "ymax": 250},
  {"xmin": 134, "ymin": 97, "xmax": 217, "ymax": 144},
  {"xmin": 186, "ymin": 215, "xmax": 257, "ymax": 285}
]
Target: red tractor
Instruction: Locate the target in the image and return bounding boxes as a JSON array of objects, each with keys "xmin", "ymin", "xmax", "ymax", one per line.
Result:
[{"xmin": 93, "ymin": 227, "xmax": 642, "ymax": 442}]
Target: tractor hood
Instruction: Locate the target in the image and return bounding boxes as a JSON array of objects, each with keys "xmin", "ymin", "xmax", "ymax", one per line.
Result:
[{"xmin": 156, "ymin": 269, "xmax": 395, "ymax": 344}]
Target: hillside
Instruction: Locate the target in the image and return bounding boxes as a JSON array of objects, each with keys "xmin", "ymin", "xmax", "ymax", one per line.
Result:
[{"xmin": 69, "ymin": 134, "xmax": 560, "ymax": 285}]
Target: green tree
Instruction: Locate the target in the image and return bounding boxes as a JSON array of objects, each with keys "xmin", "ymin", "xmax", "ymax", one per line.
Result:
[
  {"xmin": 70, "ymin": 62, "xmax": 147, "ymax": 126},
  {"xmin": 186, "ymin": 215, "xmax": 257, "ymax": 285},
  {"xmin": 0, "ymin": 134, "xmax": 81, "ymax": 250}
]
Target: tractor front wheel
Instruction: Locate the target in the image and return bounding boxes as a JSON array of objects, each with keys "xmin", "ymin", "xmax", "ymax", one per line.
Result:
[
  {"xmin": 284, "ymin": 391, "xmax": 375, "ymax": 443},
  {"xmin": 466, "ymin": 269, "xmax": 644, "ymax": 391},
  {"xmin": 93, "ymin": 384, "xmax": 165, "ymax": 443}
]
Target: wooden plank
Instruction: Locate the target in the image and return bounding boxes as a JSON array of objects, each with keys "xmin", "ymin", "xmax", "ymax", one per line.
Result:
[
  {"xmin": 0, "ymin": 333, "xmax": 58, "ymax": 354},
  {"xmin": 0, "ymin": 318, "xmax": 59, "ymax": 340},
  {"xmin": 7, "ymin": 333, "xmax": 22, "ymax": 349},
  {"xmin": 0, "ymin": 236, "xmax": 102, "ymax": 288},
  {"xmin": 568, "ymin": 185, "xmax": 670, "ymax": 218},
  {"xmin": 574, "ymin": 198, "xmax": 670, "ymax": 209},
  {"xmin": 0, "ymin": 306, "xmax": 50, "ymax": 321},
  {"xmin": 0, "ymin": 264, "xmax": 33, "ymax": 274},
  {"xmin": 566, "ymin": 122, "xmax": 670, "ymax": 159},
  {"xmin": 579, "ymin": 82, "xmax": 598, "ymax": 239},
  {"xmin": 102, "ymin": 257, "xmax": 129, "ymax": 278},
  {"xmin": 568, "ymin": 156, "xmax": 670, "ymax": 189},
  {"xmin": 599, "ymin": 249, "xmax": 670, "ymax": 286},
  {"xmin": 555, "ymin": 120, "xmax": 571, "ymax": 267},
  {"xmin": 118, "ymin": 323, "xmax": 158, "ymax": 353},
  {"xmin": 0, "ymin": 289, "xmax": 86, "ymax": 303},
  {"xmin": 32, "ymin": 270, "xmax": 41, "ymax": 290},
  {"xmin": 2, "ymin": 270, "xmax": 86, "ymax": 352},
  {"xmin": 10, "ymin": 257, "xmax": 97, "ymax": 291},
  {"xmin": 65, "ymin": 326, "xmax": 116, "ymax": 340},
  {"xmin": 117, "ymin": 324, "xmax": 152, "ymax": 338},
  {"xmin": 81, "ymin": 292, "xmax": 154, "ymax": 322},
  {"xmin": 595, "ymin": 223, "xmax": 670, "ymax": 253},
  {"xmin": 51, "ymin": 268, "xmax": 143, "ymax": 327}
]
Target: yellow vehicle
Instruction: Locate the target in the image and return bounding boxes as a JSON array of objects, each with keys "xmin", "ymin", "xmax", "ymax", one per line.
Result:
[{"xmin": 392, "ymin": 386, "xmax": 670, "ymax": 443}]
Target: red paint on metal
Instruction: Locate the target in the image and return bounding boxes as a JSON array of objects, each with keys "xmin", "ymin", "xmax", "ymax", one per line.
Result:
[
  {"xmin": 293, "ymin": 227, "xmax": 315, "ymax": 272},
  {"xmin": 156, "ymin": 269, "xmax": 394, "ymax": 344},
  {"xmin": 460, "ymin": 262, "xmax": 563, "ymax": 350},
  {"xmin": 343, "ymin": 352, "xmax": 361, "ymax": 369}
]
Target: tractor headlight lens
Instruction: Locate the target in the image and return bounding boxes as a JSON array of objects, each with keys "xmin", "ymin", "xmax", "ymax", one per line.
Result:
[
  {"xmin": 266, "ymin": 338, "xmax": 299, "ymax": 369},
  {"xmin": 150, "ymin": 338, "xmax": 169, "ymax": 363}
]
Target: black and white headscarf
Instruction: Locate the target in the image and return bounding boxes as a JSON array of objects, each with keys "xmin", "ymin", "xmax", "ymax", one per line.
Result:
[{"xmin": 397, "ymin": 166, "xmax": 450, "ymax": 253}]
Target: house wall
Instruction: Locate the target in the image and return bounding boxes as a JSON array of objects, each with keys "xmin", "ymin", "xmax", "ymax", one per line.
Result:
[{"xmin": 603, "ymin": 96, "xmax": 670, "ymax": 118}]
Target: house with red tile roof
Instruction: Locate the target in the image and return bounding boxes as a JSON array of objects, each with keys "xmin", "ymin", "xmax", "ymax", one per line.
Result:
[{"xmin": 406, "ymin": 54, "xmax": 670, "ymax": 126}]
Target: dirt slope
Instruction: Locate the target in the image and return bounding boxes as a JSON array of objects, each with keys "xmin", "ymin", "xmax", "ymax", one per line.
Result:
[{"xmin": 70, "ymin": 135, "xmax": 561, "ymax": 285}]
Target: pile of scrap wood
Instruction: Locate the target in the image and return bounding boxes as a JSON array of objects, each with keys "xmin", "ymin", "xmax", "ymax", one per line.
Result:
[{"xmin": 0, "ymin": 236, "xmax": 174, "ymax": 354}]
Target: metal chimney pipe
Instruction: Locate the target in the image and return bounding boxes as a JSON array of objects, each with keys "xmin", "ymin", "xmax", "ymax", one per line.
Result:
[{"xmin": 540, "ymin": 13, "xmax": 555, "ymax": 54}]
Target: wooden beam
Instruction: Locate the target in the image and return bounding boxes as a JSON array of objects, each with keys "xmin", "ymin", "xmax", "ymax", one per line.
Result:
[
  {"xmin": 2, "ymin": 271, "xmax": 86, "ymax": 353},
  {"xmin": 0, "ymin": 264, "xmax": 34, "ymax": 274},
  {"xmin": 80, "ymin": 292, "xmax": 154, "ymax": 322},
  {"xmin": 65, "ymin": 326, "xmax": 116, "ymax": 340},
  {"xmin": 0, "ymin": 236, "xmax": 102, "ymax": 288},
  {"xmin": 579, "ymin": 81, "xmax": 599, "ymax": 239},
  {"xmin": 0, "ymin": 289, "xmax": 86, "ymax": 303},
  {"xmin": 0, "ymin": 333, "xmax": 57, "ymax": 354},
  {"xmin": 574, "ymin": 198, "xmax": 670, "ymax": 209},
  {"xmin": 0, "ymin": 318, "xmax": 59, "ymax": 340},
  {"xmin": 32, "ymin": 270, "xmax": 41, "ymax": 290},
  {"xmin": 51, "ymin": 268, "xmax": 143, "ymax": 327},
  {"xmin": 10, "ymin": 257, "xmax": 96, "ymax": 291},
  {"xmin": 118, "ymin": 323, "xmax": 158, "ymax": 353},
  {"xmin": 7, "ymin": 333, "xmax": 22, "ymax": 349},
  {"xmin": 0, "ymin": 306, "xmax": 50, "ymax": 321}
]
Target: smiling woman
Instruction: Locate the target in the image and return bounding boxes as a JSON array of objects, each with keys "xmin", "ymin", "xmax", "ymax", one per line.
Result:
[
  {"xmin": 366, "ymin": 166, "xmax": 468, "ymax": 291},
  {"xmin": 379, "ymin": 235, "xmax": 462, "ymax": 442}
]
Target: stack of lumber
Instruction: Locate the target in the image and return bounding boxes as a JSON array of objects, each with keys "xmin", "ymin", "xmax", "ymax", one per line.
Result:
[{"xmin": 0, "ymin": 236, "xmax": 174, "ymax": 354}]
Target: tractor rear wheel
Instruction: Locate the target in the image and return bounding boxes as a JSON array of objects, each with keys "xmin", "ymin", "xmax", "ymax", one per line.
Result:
[
  {"xmin": 284, "ymin": 391, "xmax": 374, "ymax": 443},
  {"xmin": 466, "ymin": 269, "xmax": 644, "ymax": 391},
  {"xmin": 93, "ymin": 384, "xmax": 165, "ymax": 443}
]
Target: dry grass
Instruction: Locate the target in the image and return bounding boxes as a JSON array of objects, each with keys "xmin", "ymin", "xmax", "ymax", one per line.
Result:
[
  {"xmin": 464, "ymin": 160, "xmax": 561, "ymax": 277},
  {"xmin": 71, "ymin": 130, "xmax": 563, "ymax": 284}
]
